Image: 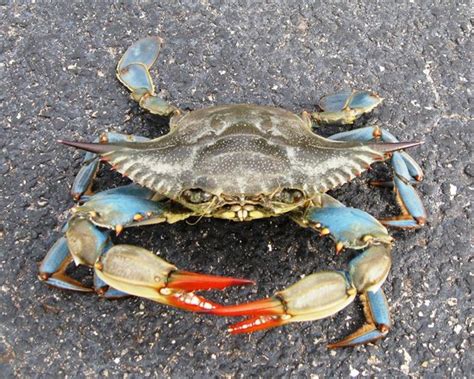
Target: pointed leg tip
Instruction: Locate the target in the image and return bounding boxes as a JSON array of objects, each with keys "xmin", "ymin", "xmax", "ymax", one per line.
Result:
[
  {"xmin": 415, "ymin": 216, "xmax": 427, "ymax": 226},
  {"xmin": 327, "ymin": 323, "xmax": 390, "ymax": 349}
]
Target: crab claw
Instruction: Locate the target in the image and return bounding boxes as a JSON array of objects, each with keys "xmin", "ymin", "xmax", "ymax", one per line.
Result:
[
  {"xmin": 211, "ymin": 272, "xmax": 356, "ymax": 334},
  {"xmin": 94, "ymin": 245, "xmax": 253, "ymax": 312},
  {"xmin": 313, "ymin": 90, "xmax": 384, "ymax": 125}
]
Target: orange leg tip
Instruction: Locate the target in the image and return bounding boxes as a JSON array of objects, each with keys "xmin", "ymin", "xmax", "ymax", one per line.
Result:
[
  {"xmin": 168, "ymin": 270, "xmax": 254, "ymax": 292},
  {"xmin": 133, "ymin": 213, "xmax": 144, "ymax": 221},
  {"xmin": 326, "ymin": 323, "xmax": 389, "ymax": 349},
  {"xmin": 320, "ymin": 227, "xmax": 330, "ymax": 236},
  {"xmin": 415, "ymin": 216, "xmax": 427, "ymax": 226},
  {"xmin": 71, "ymin": 193, "xmax": 82, "ymax": 201},
  {"xmin": 96, "ymin": 287, "xmax": 107, "ymax": 296},
  {"xmin": 115, "ymin": 224, "xmax": 124, "ymax": 236}
]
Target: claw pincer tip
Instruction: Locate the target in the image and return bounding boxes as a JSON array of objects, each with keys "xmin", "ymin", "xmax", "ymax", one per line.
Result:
[{"xmin": 168, "ymin": 271, "xmax": 254, "ymax": 292}]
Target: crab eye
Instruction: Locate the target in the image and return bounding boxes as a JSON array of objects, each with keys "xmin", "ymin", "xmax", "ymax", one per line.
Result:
[
  {"xmin": 182, "ymin": 189, "xmax": 214, "ymax": 204},
  {"xmin": 274, "ymin": 189, "xmax": 304, "ymax": 204}
]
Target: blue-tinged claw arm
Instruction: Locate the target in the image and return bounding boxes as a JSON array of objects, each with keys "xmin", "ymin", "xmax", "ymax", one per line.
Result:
[
  {"xmin": 211, "ymin": 196, "xmax": 393, "ymax": 348},
  {"xmin": 311, "ymin": 90, "xmax": 383, "ymax": 125},
  {"xmin": 41, "ymin": 185, "xmax": 254, "ymax": 310},
  {"xmin": 40, "ymin": 185, "xmax": 169, "ymax": 294},
  {"xmin": 329, "ymin": 125, "xmax": 427, "ymax": 228},
  {"xmin": 117, "ymin": 36, "xmax": 179, "ymax": 116}
]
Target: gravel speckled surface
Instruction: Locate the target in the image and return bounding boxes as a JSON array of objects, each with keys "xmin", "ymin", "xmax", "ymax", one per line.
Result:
[{"xmin": 1, "ymin": 2, "xmax": 472, "ymax": 377}]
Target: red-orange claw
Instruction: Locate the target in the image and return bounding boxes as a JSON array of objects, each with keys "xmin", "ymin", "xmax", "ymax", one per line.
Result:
[
  {"xmin": 162, "ymin": 290, "xmax": 222, "ymax": 313},
  {"xmin": 93, "ymin": 245, "xmax": 254, "ymax": 313},
  {"xmin": 228, "ymin": 315, "xmax": 289, "ymax": 334},
  {"xmin": 210, "ymin": 297, "xmax": 284, "ymax": 317},
  {"xmin": 167, "ymin": 270, "xmax": 255, "ymax": 292}
]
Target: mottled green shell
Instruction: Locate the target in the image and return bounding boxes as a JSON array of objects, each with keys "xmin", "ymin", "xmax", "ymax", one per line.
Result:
[{"xmin": 104, "ymin": 104, "xmax": 384, "ymax": 199}]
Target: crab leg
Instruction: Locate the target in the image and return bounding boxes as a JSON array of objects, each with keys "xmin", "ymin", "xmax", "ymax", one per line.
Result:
[
  {"xmin": 327, "ymin": 289, "xmax": 391, "ymax": 348},
  {"xmin": 40, "ymin": 185, "xmax": 164, "ymax": 293},
  {"xmin": 212, "ymin": 199, "xmax": 394, "ymax": 348},
  {"xmin": 71, "ymin": 133, "xmax": 150, "ymax": 201},
  {"xmin": 39, "ymin": 236, "xmax": 93, "ymax": 292},
  {"xmin": 329, "ymin": 126, "xmax": 426, "ymax": 228},
  {"xmin": 117, "ymin": 36, "xmax": 178, "ymax": 116},
  {"xmin": 312, "ymin": 90, "xmax": 383, "ymax": 125},
  {"xmin": 41, "ymin": 185, "xmax": 252, "ymax": 310}
]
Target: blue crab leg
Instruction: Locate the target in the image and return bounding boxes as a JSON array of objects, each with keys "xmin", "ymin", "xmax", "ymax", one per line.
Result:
[
  {"xmin": 312, "ymin": 90, "xmax": 383, "ymax": 125},
  {"xmin": 39, "ymin": 218, "xmax": 111, "ymax": 292},
  {"xmin": 73, "ymin": 192, "xmax": 169, "ymax": 234},
  {"xmin": 71, "ymin": 132, "xmax": 150, "ymax": 201},
  {"xmin": 38, "ymin": 236, "xmax": 93, "ymax": 292},
  {"xmin": 212, "ymin": 200, "xmax": 393, "ymax": 348},
  {"xmin": 117, "ymin": 36, "xmax": 178, "ymax": 116},
  {"xmin": 328, "ymin": 126, "xmax": 426, "ymax": 228},
  {"xmin": 94, "ymin": 245, "xmax": 254, "ymax": 312},
  {"xmin": 327, "ymin": 289, "xmax": 391, "ymax": 348},
  {"xmin": 40, "ymin": 185, "xmax": 164, "ymax": 293}
]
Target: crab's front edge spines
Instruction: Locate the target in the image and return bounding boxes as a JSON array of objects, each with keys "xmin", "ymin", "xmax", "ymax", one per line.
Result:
[
  {"xmin": 117, "ymin": 37, "xmax": 179, "ymax": 116},
  {"xmin": 70, "ymin": 132, "xmax": 150, "ymax": 201}
]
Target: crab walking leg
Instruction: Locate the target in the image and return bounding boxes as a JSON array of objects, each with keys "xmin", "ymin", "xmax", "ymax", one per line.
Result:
[
  {"xmin": 71, "ymin": 133, "xmax": 150, "ymax": 201},
  {"xmin": 117, "ymin": 36, "xmax": 178, "ymax": 116},
  {"xmin": 380, "ymin": 153, "xmax": 427, "ymax": 228},
  {"xmin": 327, "ymin": 289, "xmax": 391, "ymax": 348},
  {"xmin": 329, "ymin": 126, "xmax": 426, "ymax": 228},
  {"xmin": 212, "ymin": 202, "xmax": 394, "ymax": 348},
  {"xmin": 94, "ymin": 245, "xmax": 254, "ymax": 312},
  {"xmin": 39, "ymin": 217, "xmax": 116, "ymax": 293},
  {"xmin": 311, "ymin": 90, "xmax": 384, "ymax": 125},
  {"xmin": 39, "ymin": 236, "xmax": 93, "ymax": 292}
]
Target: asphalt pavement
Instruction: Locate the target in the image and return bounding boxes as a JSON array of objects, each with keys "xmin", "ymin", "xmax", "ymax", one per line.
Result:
[{"xmin": 0, "ymin": 2, "xmax": 472, "ymax": 378}]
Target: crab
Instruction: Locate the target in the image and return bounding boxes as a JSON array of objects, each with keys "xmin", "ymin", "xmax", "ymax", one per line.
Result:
[{"xmin": 40, "ymin": 36, "xmax": 427, "ymax": 348}]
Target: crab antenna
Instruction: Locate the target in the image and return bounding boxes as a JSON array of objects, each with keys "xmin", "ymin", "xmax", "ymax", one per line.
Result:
[
  {"xmin": 369, "ymin": 140, "xmax": 424, "ymax": 153},
  {"xmin": 58, "ymin": 140, "xmax": 117, "ymax": 154}
]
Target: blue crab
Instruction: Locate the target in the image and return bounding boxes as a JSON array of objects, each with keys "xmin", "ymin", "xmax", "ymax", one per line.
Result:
[{"xmin": 40, "ymin": 37, "xmax": 427, "ymax": 348}]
